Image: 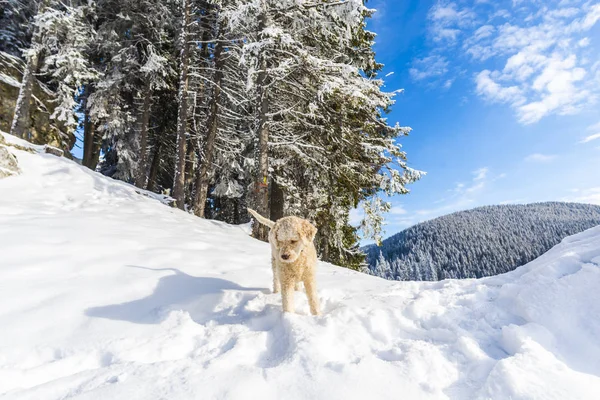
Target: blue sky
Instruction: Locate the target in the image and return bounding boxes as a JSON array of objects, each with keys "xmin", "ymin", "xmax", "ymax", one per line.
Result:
[{"xmin": 356, "ymin": 0, "xmax": 600, "ymax": 240}]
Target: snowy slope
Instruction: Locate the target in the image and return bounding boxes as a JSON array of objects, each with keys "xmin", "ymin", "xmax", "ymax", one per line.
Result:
[{"xmin": 1, "ymin": 132, "xmax": 600, "ymax": 400}]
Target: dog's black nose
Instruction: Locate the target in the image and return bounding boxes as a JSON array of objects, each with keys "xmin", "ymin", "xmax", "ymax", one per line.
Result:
[{"xmin": 281, "ymin": 254, "xmax": 290, "ymax": 260}]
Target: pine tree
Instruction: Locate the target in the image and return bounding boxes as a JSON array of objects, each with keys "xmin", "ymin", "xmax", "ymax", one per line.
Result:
[
  {"xmin": 0, "ymin": 0, "xmax": 36, "ymax": 58},
  {"xmin": 9, "ymin": 0, "xmax": 47, "ymax": 139},
  {"xmin": 172, "ymin": 0, "xmax": 193, "ymax": 208},
  {"xmin": 89, "ymin": 0, "xmax": 176, "ymax": 179},
  {"xmin": 364, "ymin": 202, "xmax": 600, "ymax": 281},
  {"xmin": 2, "ymin": 0, "xmax": 425, "ymax": 272}
]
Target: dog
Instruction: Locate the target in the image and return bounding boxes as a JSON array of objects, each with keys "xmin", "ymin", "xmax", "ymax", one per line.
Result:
[{"xmin": 247, "ymin": 208, "xmax": 320, "ymax": 316}]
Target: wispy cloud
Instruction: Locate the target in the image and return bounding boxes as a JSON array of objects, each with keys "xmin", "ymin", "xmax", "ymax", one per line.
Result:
[
  {"xmin": 475, "ymin": 69, "xmax": 525, "ymax": 104},
  {"xmin": 562, "ymin": 187, "xmax": 600, "ymax": 205},
  {"xmin": 409, "ymin": 55, "xmax": 449, "ymax": 81},
  {"xmin": 383, "ymin": 167, "xmax": 507, "ymax": 232},
  {"xmin": 499, "ymin": 198, "xmax": 528, "ymax": 205},
  {"xmin": 443, "ymin": 79, "xmax": 455, "ymax": 89},
  {"xmin": 469, "ymin": 2, "xmax": 600, "ymax": 124},
  {"xmin": 428, "ymin": 1, "xmax": 477, "ymax": 43},
  {"xmin": 389, "ymin": 205, "xmax": 407, "ymax": 215},
  {"xmin": 416, "ymin": 166, "xmax": 494, "ymax": 216},
  {"xmin": 579, "ymin": 121, "xmax": 600, "ymax": 143},
  {"xmin": 525, "ymin": 153, "xmax": 557, "ymax": 162},
  {"xmin": 581, "ymin": 133, "xmax": 600, "ymax": 143},
  {"xmin": 473, "ymin": 167, "xmax": 489, "ymax": 181},
  {"xmin": 416, "ymin": 1, "xmax": 600, "ymax": 124}
]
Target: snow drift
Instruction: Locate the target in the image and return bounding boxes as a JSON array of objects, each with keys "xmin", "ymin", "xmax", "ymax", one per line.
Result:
[{"xmin": 1, "ymin": 131, "xmax": 600, "ymax": 399}]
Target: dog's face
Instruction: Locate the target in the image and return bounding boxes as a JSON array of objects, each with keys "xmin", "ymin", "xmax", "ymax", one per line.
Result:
[{"xmin": 271, "ymin": 217, "xmax": 317, "ymax": 264}]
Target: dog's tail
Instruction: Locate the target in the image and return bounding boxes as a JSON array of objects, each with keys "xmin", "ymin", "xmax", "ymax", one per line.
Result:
[{"xmin": 247, "ymin": 208, "xmax": 276, "ymax": 228}]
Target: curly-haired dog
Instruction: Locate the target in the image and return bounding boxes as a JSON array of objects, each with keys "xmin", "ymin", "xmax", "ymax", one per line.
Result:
[{"xmin": 247, "ymin": 208, "xmax": 320, "ymax": 316}]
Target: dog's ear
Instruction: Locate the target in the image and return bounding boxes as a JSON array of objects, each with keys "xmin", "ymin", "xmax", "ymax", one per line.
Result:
[
  {"xmin": 269, "ymin": 223, "xmax": 279, "ymax": 248},
  {"xmin": 301, "ymin": 220, "xmax": 318, "ymax": 244}
]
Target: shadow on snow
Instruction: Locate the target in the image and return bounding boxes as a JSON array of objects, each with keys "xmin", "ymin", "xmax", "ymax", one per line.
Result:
[{"xmin": 85, "ymin": 266, "xmax": 267, "ymax": 325}]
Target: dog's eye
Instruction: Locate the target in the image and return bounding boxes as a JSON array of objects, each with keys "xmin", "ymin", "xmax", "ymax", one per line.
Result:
[{"xmin": 291, "ymin": 240, "xmax": 298, "ymax": 244}]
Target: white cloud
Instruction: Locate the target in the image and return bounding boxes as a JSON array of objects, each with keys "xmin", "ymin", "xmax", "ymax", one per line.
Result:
[
  {"xmin": 392, "ymin": 167, "xmax": 507, "ymax": 230},
  {"xmin": 499, "ymin": 198, "xmax": 528, "ymax": 205},
  {"xmin": 525, "ymin": 153, "xmax": 557, "ymax": 162},
  {"xmin": 475, "ymin": 70, "xmax": 524, "ymax": 104},
  {"xmin": 409, "ymin": 55, "xmax": 449, "ymax": 81},
  {"xmin": 473, "ymin": 167, "xmax": 489, "ymax": 181},
  {"xmin": 389, "ymin": 205, "xmax": 407, "ymax": 215},
  {"xmin": 578, "ymin": 37, "xmax": 590, "ymax": 47},
  {"xmin": 415, "ymin": 167, "xmax": 493, "ymax": 216},
  {"xmin": 516, "ymin": 54, "xmax": 589, "ymax": 124},
  {"xmin": 579, "ymin": 121, "xmax": 600, "ymax": 143},
  {"xmin": 580, "ymin": 133, "xmax": 600, "ymax": 143},
  {"xmin": 428, "ymin": 1, "xmax": 477, "ymax": 43},
  {"xmin": 473, "ymin": 2, "xmax": 600, "ymax": 124},
  {"xmin": 562, "ymin": 187, "xmax": 600, "ymax": 205},
  {"xmin": 473, "ymin": 25, "xmax": 495, "ymax": 41},
  {"xmin": 423, "ymin": 0, "xmax": 600, "ymax": 124}
]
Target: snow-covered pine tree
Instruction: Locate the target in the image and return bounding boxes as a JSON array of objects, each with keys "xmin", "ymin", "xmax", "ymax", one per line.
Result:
[
  {"xmin": 228, "ymin": 0, "xmax": 274, "ymax": 240},
  {"xmin": 2, "ymin": 0, "xmax": 423, "ymax": 272},
  {"xmin": 9, "ymin": 0, "xmax": 97, "ymax": 148},
  {"xmin": 192, "ymin": 0, "xmax": 253, "ymax": 219},
  {"xmin": 9, "ymin": 0, "xmax": 47, "ymax": 140},
  {"xmin": 90, "ymin": 0, "xmax": 176, "ymax": 180},
  {"xmin": 220, "ymin": 0, "xmax": 421, "ymax": 266},
  {"xmin": 364, "ymin": 202, "xmax": 600, "ymax": 281},
  {"xmin": 172, "ymin": 0, "xmax": 194, "ymax": 208},
  {"xmin": 36, "ymin": 3, "xmax": 98, "ymax": 133},
  {"xmin": 0, "ymin": 0, "xmax": 36, "ymax": 58}
]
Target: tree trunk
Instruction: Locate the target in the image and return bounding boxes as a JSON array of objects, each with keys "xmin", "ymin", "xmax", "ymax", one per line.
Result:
[
  {"xmin": 135, "ymin": 85, "xmax": 152, "ymax": 188},
  {"xmin": 172, "ymin": 0, "xmax": 192, "ymax": 209},
  {"xmin": 233, "ymin": 198, "xmax": 240, "ymax": 224},
  {"xmin": 82, "ymin": 85, "xmax": 98, "ymax": 169},
  {"xmin": 252, "ymin": 7, "xmax": 271, "ymax": 241},
  {"xmin": 269, "ymin": 179, "xmax": 284, "ymax": 222},
  {"xmin": 10, "ymin": 49, "xmax": 40, "ymax": 139},
  {"xmin": 193, "ymin": 38, "xmax": 224, "ymax": 218},
  {"xmin": 82, "ymin": 116, "xmax": 96, "ymax": 169},
  {"xmin": 90, "ymin": 133, "xmax": 101, "ymax": 169},
  {"xmin": 146, "ymin": 139, "xmax": 162, "ymax": 192},
  {"xmin": 9, "ymin": 0, "xmax": 48, "ymax": 140},
  {"xmin": 184, "ymin": 131, "xmax": 196, "ymax": 200}
]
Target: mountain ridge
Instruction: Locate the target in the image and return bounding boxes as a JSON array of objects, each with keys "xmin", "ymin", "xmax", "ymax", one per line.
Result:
[{"xmin": 364, "ymin": 202, "xmax": 600, "ymax": 281}]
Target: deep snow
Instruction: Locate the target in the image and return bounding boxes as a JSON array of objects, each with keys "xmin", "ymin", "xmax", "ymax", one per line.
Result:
[{"xmin": 1, "ymin": 131, "xmax": 600, "ymax": 399}]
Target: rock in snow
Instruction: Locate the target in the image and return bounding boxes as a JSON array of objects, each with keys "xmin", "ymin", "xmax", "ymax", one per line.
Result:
[
  {"xmin": 0, "ymin": 134, "xmax": 19, "ymax": 178},
  {"xmin": 0, "ymin": 131, "xmax": 599, "ymax": 399},
  {"xmin": 42, "ymin": 144, "xmax": 64, "ymax": 158}
]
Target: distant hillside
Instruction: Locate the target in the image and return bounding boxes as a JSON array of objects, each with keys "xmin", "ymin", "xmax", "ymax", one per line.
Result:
[{"xmin": 364, "ymin": 202, "xmax": 600, "ymax": 281}]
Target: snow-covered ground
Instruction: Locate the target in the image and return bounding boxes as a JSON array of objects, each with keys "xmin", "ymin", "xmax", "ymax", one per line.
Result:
[{"xmin": 1, "ymin": 131, "xmax": 600, "ymax": 400}]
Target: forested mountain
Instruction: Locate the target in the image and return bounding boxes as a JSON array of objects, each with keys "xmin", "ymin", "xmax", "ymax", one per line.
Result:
[
  {"xmin": 364, "ymin": 202, "xmax": 600, "ymax": 281},
  {"xmin": 0, "ymin": 0, "xmax": 423, "ymax": 269}
]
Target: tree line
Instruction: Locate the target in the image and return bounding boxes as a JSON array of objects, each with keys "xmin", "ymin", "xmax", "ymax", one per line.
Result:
[
  {"xmin": 1, "ymin": 0, "xmax": 422, "ymax": 269},
  {"xmin": 364, "ymin": 202, "xmax": 600, "ymax": 280}
]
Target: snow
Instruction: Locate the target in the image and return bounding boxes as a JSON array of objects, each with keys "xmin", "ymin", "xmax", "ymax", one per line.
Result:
[
  {"xmin": 0, "ymin": 131, "xmax": 599, "ymax": 399},
  {"xmin": 0, "ymin": 131, "xmax": 42, "ymax": 151},
  {"xmin": 0, "ymin": 72, "xmax": 20, "ymax": 87}
]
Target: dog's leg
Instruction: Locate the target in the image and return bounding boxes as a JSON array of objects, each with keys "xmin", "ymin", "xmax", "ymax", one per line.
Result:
[
  {"xmin": 281, "ymin": 277, "xmax": 296, "ymax": 314},
  {"xmin": 272, "ymin": 257, "xmax": 280, "ymax": 293},
  {"xmin": 303, "ymin": 274, "xmax": 321, "ymax": 316}
]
